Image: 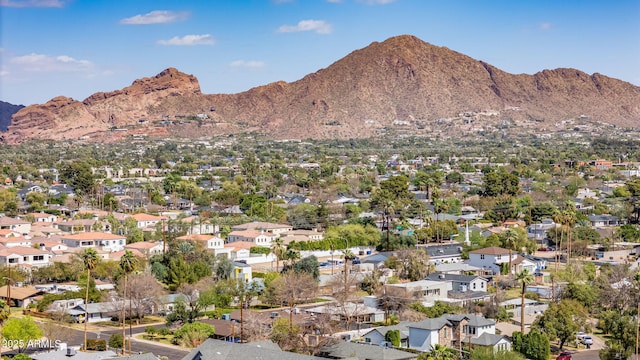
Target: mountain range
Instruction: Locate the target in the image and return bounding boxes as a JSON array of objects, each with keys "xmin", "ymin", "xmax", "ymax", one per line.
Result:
[{"xmin": 3, "ymin": 35, "xmax": 639, "ymax": 144}]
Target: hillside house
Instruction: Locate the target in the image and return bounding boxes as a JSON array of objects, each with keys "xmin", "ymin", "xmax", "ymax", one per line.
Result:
[
  {"xmin": 0, "ymin": 217, "xmax": 31, "ymax": 234},
  {"xmin": 468, "ymin": 246, "xmax": 516, "ymax": 275},
  {"xmin": 0, "ymin": 247, "xmax": 52, "ymax": 268}
]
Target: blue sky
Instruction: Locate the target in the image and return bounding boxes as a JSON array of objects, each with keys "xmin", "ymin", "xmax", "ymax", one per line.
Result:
[{"xmin": 1, "ymin": 0, "xmax": 639, "ymax": 105}]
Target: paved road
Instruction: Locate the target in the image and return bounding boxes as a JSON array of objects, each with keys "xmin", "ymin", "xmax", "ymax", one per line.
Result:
[
  {"xmin": 1, "ymin": 324, "xmax": 189, "ymax": 360},
  {"xmin": 570, "ymin": 350, "xmax": 601, "ymax": 360}
]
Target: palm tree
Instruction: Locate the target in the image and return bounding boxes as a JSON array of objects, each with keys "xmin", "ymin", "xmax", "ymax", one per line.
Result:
[
  {"xmin": 516, "ymin": 269, "xmax": 534, "ymax": 334},
  {"xmin": 283, "ymin": 248, "xmax": 300, "ymax": 268},
  {"xmin": 503, "ymin": 229, "xmax": 519, "ymax": 277},
  {"xmin": 270, "ymin": 238, "xmax": 285, "ymax": 272},
  {"xmin": 80, "ymin": 248, "xmax": 99, "ymax": 351},
  {"xmin": 420, "ymin": 344, "xmax": 458, "ymax": 360},
  {"xmin": 343, "ymin": 249, "xmax": 355, "ymax": 286},
  {"xmin": 119, "ymin": 250, "xmax": 138, "ymax": 355}
]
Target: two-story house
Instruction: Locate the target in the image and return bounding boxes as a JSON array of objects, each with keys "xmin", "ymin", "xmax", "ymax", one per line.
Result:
[
  {"xmin": 124, "ymin": 241, "xmax": 164, "ymax": 257},
  {"xmin": 0, "ymin": 246, "xmax": 52, "ymax": 268},
  {"xmin": 176, "ymin": 234, "xmax": 232, "ymax": 257},
  {"xmin": 408, "ymin": 314, "xmax": 510, "ymax": 353},
  {"xmin": 61, "ymin": 232, "xmax": 126, "ymax": 252},
  {"xmin": 181, "ymin": 216, "xmax": 219, "ymax": 235},
  {"xmin": 468, "ymin": 246, "xmax": 516, "ymax": 275},
  {"xmin": 0, "ymin": 235, "xmax": 32, "ymax": 248},
  {"xmin": 227, "ymin": 230, "xmax": 277, "ymax": 247},
  {"xmin": 425, "ymin": 273, "xmax": 489, "ymax": 292}
]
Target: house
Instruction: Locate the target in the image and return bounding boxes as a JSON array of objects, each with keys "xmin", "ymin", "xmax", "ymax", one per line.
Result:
[
  {"xmin": 0, "ymin": 229, "xmax": 22, "ymax": 238},
  {"xmin": 124, "ymin": 241, "xmax": 164, "ymax": 257},
  {"xmin": 66, "ymin": 302, "xmax": 118, "ymax": 323},
  {"xmin": 181, "ymin": 338, "xmax": 324, "ymax": 360},
  {"xmin": 407, "ymin": 314, "xmax": 509, "ymax": 353},
  {"xmin": 227, "ymin": 229, "xmax": 277, "ymax": 246},
  {"xmin": 468, "ymin": 246, "xmax": 516, "ymax": 275},
  {"xmin": 383, "ymin": 280, "xmax": 450, "ymax": 304},
  {"xmin": 177, "ymin": 234, "xmax": 225, "ymax": 250},
  {"xmin": 23, "ymin": 212, "xmax": 59, "ymax": 223},
  {"xmin": 527, "ymin": 219, "xmax": 556, "ymax": 245},
  {"xmin": 181, "ymin": 216, "xmax": 219, "ymax": 235},
  {"xmin": 425, "ymin": 273, "xmax": 489, "ymax": 292},
  {"xmin": 362, "ymin": 322, "xmax": 410, "ymax": 347},
  {"xmin": 319, "ymin": 341, "xmax": 417, "ymax": 360},
  {"xmin": 233, "ymin": 262, "xmax": 252, "ymax": 282},
  {"xmin": 55, "ymin": 219, "xmax": 96, "ymax": 234},
  {"xmin": 31, "ymin": 349, "xmax": 119, "ymax": 360},
  {"xmin": 0, "ymin": 235, "xmax": 32, "ymax": 248},
  {"xmin": 130, "ymin": 213, "xmax": 167, "ymax": 229},
  {"xmin": 225, "ymin": 241, "xmax": 253, "ymax": 260},
  {"xmin": 0, "ymin": 285, "xmax": 43, "ymax": 308},
  {"xmin": 0, "ymin": 247, "xmax": 52, "ymax": 268},
  {"xmin": 0, "ymin": 217, "xmax": 31, "ymax": 234},
  {"xmin": 588, "ymin": 214, "xmax": 620, "ymax": 227},
  {"xmin": 304, "ymin": 302, "xmax": 385, "ymax": 325},
  {"xmin": 231, "ymin": 221, "xmax": 293, "ymax": 236},
  {"xmin": 434, "ymin": 263, "xmax": 483, "ymax": 276},
  {"xmin": 61, "ymin": 232, "xmax": 126, "ymax": 252},
  {"xmin": 422, "ymin": 243, "xmax": 464, "ymax": 264},
  {"xmin": 281, "ymin": 229, "xmax": 324, "ymax": 241}
]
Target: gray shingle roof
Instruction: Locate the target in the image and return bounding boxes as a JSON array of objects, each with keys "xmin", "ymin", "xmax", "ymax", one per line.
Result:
[
  {"xmin": 320, "ymin": 341, "xmax": 417, "ymax": 360},
  {"xmin": 469, "ymin": 332, "xmax": 508, "ymax": 346},
  {"xmin": 181, "ymin": 339, "xmax": 323, "ymax": 360},
  {"xmin": 407, "ymin": 317, "xmax": 451, "ymax": 331}
]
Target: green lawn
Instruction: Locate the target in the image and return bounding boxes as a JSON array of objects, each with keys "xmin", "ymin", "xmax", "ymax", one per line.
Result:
[{"xmin": 95, "ymin": 315, "xmax": 164, "ymax": 327}]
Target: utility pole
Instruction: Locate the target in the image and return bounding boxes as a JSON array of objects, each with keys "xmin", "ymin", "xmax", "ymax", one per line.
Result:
[
  {"xmin": 162, "ymin": 219, "xmax": 167, "ymax": 255},
  {"xmin": 636, "ymin": 301, "xmax": 639, "ymax": 360}
]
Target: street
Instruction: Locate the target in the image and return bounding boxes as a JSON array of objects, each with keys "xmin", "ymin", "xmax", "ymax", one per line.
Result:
[{"xmin": 1, "ymin": 324, "xmax": 189, "ymax": 360}]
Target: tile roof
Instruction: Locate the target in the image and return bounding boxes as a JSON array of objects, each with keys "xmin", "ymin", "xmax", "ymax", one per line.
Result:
[{"xmin": 61, "ymin": 232, "xmax": 125, "ymax": 241}]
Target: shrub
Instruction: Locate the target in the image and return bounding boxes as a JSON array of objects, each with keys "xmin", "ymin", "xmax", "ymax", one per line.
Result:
[{"xmin": 109, "ymin": 334, "xmax": 123, "ymax": 349}]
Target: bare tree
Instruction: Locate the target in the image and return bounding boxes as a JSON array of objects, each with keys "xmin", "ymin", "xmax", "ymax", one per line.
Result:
[
  {"xmin": 272, "ymin": 271, "xmax": 318, "ymax": 330},
  {"xmin": 126, "ymin": 272, "xmax": 165, "ymax": 320}
]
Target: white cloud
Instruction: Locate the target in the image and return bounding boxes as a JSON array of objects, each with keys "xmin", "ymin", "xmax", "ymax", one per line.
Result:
[
  {"xmin": 277, "ymin": 20, "xmax": 333, "ymax": 34},
  {"xmin": 229, "ymin": 60, "xmax": 266, "ymax": 69},
  {"xmin": 539, "ymin": 22, "xmax": 552, "ymax": 30},
  {"xmin": 0, "ymin": 70, "xmax": 9, "ymax": 77},
  {"xmin": 10, "ymin": 53, "xmax": 94, "ymax": 72},
  {"xmin": 0, "ymin": 0, "xmax": 66, "ymax": 7},
  {"xmin": 157, "ymin": 34, "xmax": 215, "ymax": 46},
  {"xmin": 120, "ymin": 10, "xmax": 189, "ymax": 25}
]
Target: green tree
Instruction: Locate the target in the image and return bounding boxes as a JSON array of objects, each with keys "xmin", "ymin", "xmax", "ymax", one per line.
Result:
[
  {"xmin": 80, "ymin": 248, "xmax": 99, "ymax": 351},
  {"xmin": 109, "ymin": 333, "xmax": 123, "ymax": 349},
  {"xmin": 512, "ymin": 329, "xmax": 550, "ymax": 360},
  {"xmin": 1, "ymin": 316, "xmax": 43, "ymax": 353},
  {"xmin": 503, "ymin": 229, "xmax": 519, "ymax": 276},
  {"xmin": 292, "ymin": 255, "xmax": 320, "ymax": 280},
  {"xmin": 271, "ymin": 238, "xmax": 286, "ymax": 273},
  {"xmin": 173, "ymin": 322, "xmax": 215, "ymax": 347},
  {"xmin": 532, "ymin": 299, "xmax": 588, "ymax": 349},
  {"xmin": 416, "ymin": 344, "xmax": 458, "ymax": 360},
  {"xmin": 59, "ymin": 161, "xmax": 96, "ymax": 197},
  {"xmin": 470, "ymin": 348, "xmax": 525, "ymax": 360},
  {"xmin": 384, "ymin": 329, "xmax": 401, "ymax": 347}
]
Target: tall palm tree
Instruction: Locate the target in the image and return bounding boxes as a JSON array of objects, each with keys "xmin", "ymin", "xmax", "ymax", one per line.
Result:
[
  {"xmin": 80, "ymin": 248, "xmax": 99, "ymax": 351},
  {"xmin": 119, "ymin": 250, "xmax": 138, "ymax": 355},
  {"xmin": 270, "ymin": 238, "xmax": 285, "ymax": 272},
  {"xmin": 516, "ymin": 269, "xmax": 534, "ymax": 334},
  {"xmin": 343, "ymin": 249, "xmax": 355, "ymax": 287},
  {"xmin": 503, "ymin": 229, "xmax": 519, "ymax": 276}
]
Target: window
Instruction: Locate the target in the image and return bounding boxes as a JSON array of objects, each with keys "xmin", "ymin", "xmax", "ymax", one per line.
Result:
[
  {"xmin": 8, "ymin": 258, "xmax": 17, "ymax": 263},
  {"xmin": 23, "ymin": 257, "xmax": 28, "ymax": 262},
  {"xmin": 443, "ymin": 328, "xmax": 447, "ymax": 337},
  {"xmin": 480, "ymin": 254, "xmax": 485, "ymax": 260},
  {"xmin": 34, "ymin": 255, "xmax": 44, "ymax": 261},
  {"xmin": 481, "ymin": 282, "xmax": 485, "ymax": 288},
  {"xmin": 473, "ymin": 283, "xmax": 476, "ymax": 290},
  {"xmin": 497, "ymin": 255, "xmax": 501, "ymax": 260}
]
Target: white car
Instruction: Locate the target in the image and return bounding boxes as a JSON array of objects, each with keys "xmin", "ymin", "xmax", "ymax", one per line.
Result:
[
  {"xmin": 576, "ymin": 332, "xmax": 586, "ymax": 340},
  {"xmin": 581, "ymin": 336, "xmax": 593, "ymax": 345}
]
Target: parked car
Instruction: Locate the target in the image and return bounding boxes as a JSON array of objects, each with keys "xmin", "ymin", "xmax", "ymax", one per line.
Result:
[
  {"xmin": 576, "ymin": 332, "xmax": 586, "ymax": 340},
  {"xmin": 556, "ymin": 351, "xmax": 572, "ymax": 360},
  {"xmin": 581, "ymin": 335, "xmax": 593, "ymax": 345}
]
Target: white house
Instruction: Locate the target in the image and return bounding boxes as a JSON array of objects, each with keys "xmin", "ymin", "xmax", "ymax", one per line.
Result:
[
  {"xmin": 425, "ymin": 273, "xmax": 489, "ymax": 292},
  {"xmin": 468, "ymin": 246, "xmax": 516, "ymax": 275},
  {"xmin": 383, "ymin": 280, "xmax": 450, "ymax": 304},
  {"xmin": 0, "ymin": 217, "xmax": 31, "ymax": 234},
  {"xmin": 231, "ymin": 222, "xmax": 292, "ymax": 236},
  {"xmin": 130, "ymin": 213, "xmax": 167, "ymax": 229},
  {"xmin": 0, "ymin": 236, "xmax": 32, "ymax": 248},
  {"xmin": 181, "ymin": 216, "xmax": 219, "ymax": 235},
  {"xmin": 0, "ymin": 246, "xmax": 52, "ymax": 268},
  {"xmin": 61, "ymin": 232, "xmax": 126, "ymax": 252},
  {"xmin": 227, "ymin": 230, "xmax": 277, "ymax": 246},
  {"xmin": 177, "ymin": 234, "xmax": 225, "ymax": 250},
  {"xmin": 124, "ymin": 241, "xmax": 164, "ymax": 257}
]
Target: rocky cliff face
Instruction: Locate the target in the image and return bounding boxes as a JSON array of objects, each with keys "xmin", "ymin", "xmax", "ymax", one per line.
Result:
[{"xmin": 4, "ymin": 35, "xmax": 640, "ymax": 143}]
